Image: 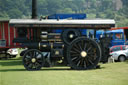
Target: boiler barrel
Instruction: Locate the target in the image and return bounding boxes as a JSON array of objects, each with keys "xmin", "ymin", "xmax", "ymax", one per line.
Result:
[
  {"xmin": 22, "ymin": 42, "xmax": 51, "ymax": 51},
  {"xmin": 22, "ymin": 42, "xmax": 63, "ymax": 51}
]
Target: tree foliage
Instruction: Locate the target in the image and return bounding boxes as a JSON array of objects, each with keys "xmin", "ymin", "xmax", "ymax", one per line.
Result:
[{"xmin": 0, "ymin": 0, "xmax": 127, "ymax": 27}]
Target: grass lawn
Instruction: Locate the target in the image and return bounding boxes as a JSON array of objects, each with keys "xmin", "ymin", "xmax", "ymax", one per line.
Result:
[{"xmin": 0, "ymin": 59, "xmax": 128, "ymax": 85}]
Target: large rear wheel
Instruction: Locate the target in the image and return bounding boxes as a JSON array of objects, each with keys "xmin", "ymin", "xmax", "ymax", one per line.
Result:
[{"xmin": 67, "ymin": 37, "xmax": 101, "ymax": 70}]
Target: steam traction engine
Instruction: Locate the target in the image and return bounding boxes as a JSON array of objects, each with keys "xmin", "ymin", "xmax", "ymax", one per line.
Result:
[{"xmin": 9, "ymin": 18, "xmax": 115, "ymax": 70}]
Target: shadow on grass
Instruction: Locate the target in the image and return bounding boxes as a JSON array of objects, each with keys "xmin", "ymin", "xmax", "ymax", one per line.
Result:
[
  {"xmin": 0, "ymin": 66, "xmax": 105, "ymax": 72},
  {"xmin": 0, "ymin": 60, "xmax": 22, "ymax": 66},
  {"xmin": 0, "ymin": 57, "xmax": 22, "ymax": 60},
  {"xmin": 0, "ymin": 69, "xmax": 26, "ymax": 72},
  {"xmin": 0, "ymin": 59, "xmax": 106, "ymax": 72},
  {"xmin": 41, "ymin": 67, "xmax": 105, "ymax": 71},
  {"xmin": 0, "ymin": 68, "xmax": 72, "ymax": 72}
]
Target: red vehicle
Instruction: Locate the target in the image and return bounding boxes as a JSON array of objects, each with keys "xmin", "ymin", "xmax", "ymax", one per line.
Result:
[
  {"xmin": 0, "ymin": 20, "xmax": 19, "ymax": 59},
  {"xmin": 110, "ymin": 45, "xmax": 128, "ymax": 53}
]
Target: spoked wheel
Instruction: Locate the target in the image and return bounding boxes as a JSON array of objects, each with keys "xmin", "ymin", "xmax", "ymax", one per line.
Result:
[
  {"xmin": 23, "ymin": 49, "xmax": 44, "ymax": 71},
  {"xmin": 61, "ymin": 29, "xmax": 81, "ymax": 45},
  {"xmin": 67, "ymin": 37, "xmax": 101, "ymax": 70}
]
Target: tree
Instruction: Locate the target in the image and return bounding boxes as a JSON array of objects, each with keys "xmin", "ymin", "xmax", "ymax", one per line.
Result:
[
  {"xmin": 7, "ymin": 8, "xmax": 23, "ymax": 18},
  {"xmin": 121, "ymin": 0, "xmax": 128, "ymax": 6},
  {"xmin": 0, "ymin": 0, "xmax": 127, "ymax": 27}
]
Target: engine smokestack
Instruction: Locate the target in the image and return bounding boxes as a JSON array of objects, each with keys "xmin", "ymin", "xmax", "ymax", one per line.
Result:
[{"xmin": 32, "ymin": 0, "xmax": 37, "ymax": 19}]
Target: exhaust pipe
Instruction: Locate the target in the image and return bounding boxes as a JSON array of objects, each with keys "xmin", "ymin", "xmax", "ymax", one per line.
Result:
[{"xmin": 32, "ymin": 0, "xmax": 37, "ymax": 19}]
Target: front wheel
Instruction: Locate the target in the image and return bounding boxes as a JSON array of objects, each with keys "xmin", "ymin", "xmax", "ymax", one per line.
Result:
[{"xmin": 23, "ymin": 49, "xmax": 45, "ymax": 71}]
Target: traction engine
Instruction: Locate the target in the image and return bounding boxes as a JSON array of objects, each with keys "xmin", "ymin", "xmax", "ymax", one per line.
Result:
[{"xmin": 9, "ymin": 0, "xmax": 115, "ymax": 70}]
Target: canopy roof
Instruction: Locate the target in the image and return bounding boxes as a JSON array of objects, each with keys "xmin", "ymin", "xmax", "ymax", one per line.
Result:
[{"xmin": 9, "ymin": 19, "xmax": 115, "ymax": 29}]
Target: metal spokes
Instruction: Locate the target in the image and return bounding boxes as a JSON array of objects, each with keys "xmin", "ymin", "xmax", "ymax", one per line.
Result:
[
  {"xmin": 71, "ymin": 40, "xmax": 97, "ymax": 67},
  {"xmin": 23, "ymin": 49, "xmax": 44, "ymax": 71},
  {"xmin": 67, "ymin": 37, "xmax": 101, "ymax": 70}
]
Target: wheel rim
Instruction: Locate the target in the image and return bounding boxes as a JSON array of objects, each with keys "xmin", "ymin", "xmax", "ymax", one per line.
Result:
[
  {"xmin": 23, "ymin": 49, "xmax": 44, "ymax": 70},
  {"xmin": 67, "ymin": 37, "xmax": 101, "ymax": 70},
  {"xmin": 119, "ymin": 56, "xmax": 125, "ymax": 62},
  {"xmin": 62, "ymin": 29, "xmax": 81, "ymax": 45}
]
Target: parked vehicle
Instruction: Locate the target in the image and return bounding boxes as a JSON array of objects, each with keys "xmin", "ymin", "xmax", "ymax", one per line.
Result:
[
  {"xmin": 106, "ymin": 29, "xmax": 125, "ymax": 47},
  {"xmin": 90, "ymin": 29, "xmax": 125, "ymax": 47},
  {"xmin": 110, "ymin": 45, "xmax": 128, "ymax": 62},
  {"xmin": 0, "ymin": 20, "xmax": 19, "ymax": 59},
  {"xmin": 7, "ymin": 48, "xmax": 18, "ymax": 57}
]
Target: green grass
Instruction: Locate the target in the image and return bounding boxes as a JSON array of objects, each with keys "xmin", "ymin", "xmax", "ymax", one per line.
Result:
[{"xmin": 0, "ymin": 59, "xmax": 128, "ymax": 85}]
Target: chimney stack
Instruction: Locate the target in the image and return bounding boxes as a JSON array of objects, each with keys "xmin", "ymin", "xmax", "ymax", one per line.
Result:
[{"xmin": 32, "ymin": 0, "xmax": 37, "ymax": 19}]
